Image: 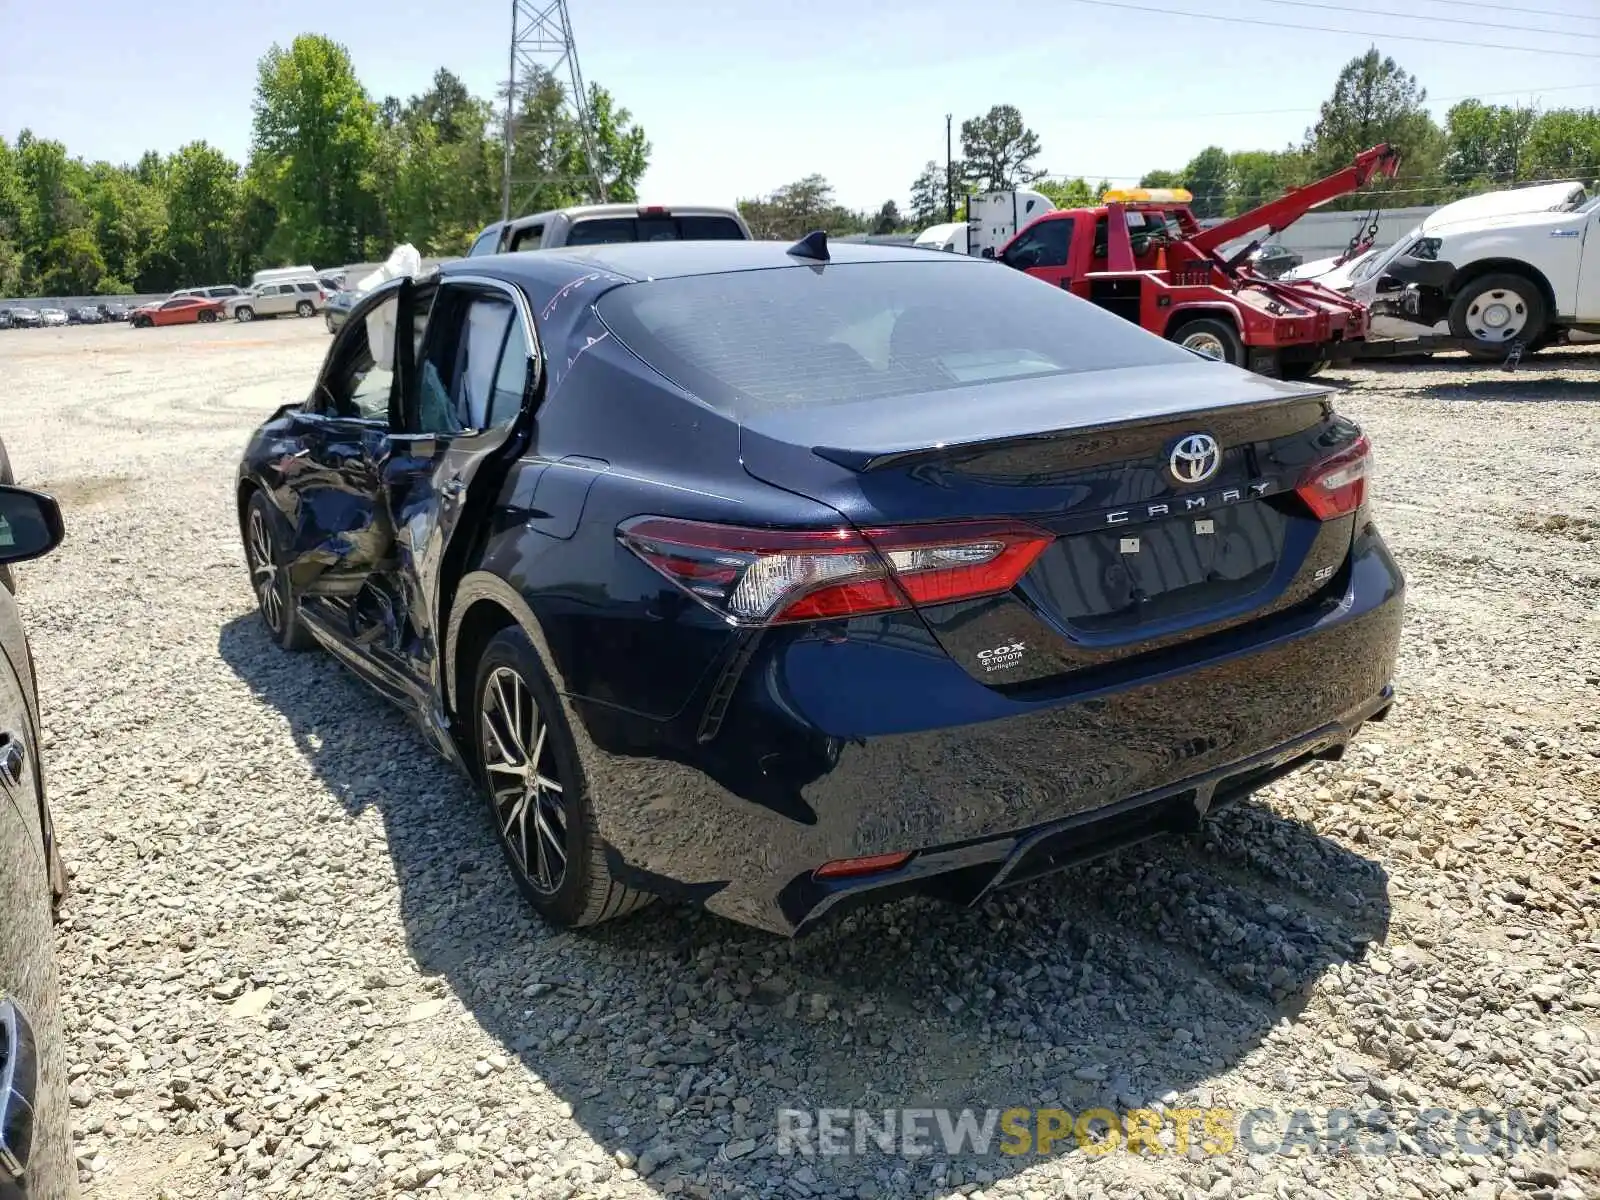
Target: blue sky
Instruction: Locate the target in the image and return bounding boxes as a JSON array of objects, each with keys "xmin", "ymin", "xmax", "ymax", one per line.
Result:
[{"xmin": 3, "ymin": 0, "xmax": 1598, "ymax": 215}]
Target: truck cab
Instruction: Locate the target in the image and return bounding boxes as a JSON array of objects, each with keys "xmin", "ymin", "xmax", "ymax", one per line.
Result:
[
  {"xmin": 468, "ymin": 204, "xmax": 752, "ymax": 256},
  {"xmin": 992, "ymin": 186, "xmax": 1373, "ymax": 378}
]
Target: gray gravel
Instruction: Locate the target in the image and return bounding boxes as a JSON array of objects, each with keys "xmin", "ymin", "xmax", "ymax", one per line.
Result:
[{"xmin": 2, "ymin": 320, "xmax": 1598, "ymax": 1200}]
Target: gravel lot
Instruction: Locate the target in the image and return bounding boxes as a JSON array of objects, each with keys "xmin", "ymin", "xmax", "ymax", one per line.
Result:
[{"xmin": 2, "ymin": 319, "xmax": 1599, "ymax": 1200}]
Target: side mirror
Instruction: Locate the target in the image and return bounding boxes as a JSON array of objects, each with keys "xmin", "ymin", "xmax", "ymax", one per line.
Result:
[
  {"xmin": 0, "ymin": 487, "xmax": 65, "ymax": 565},
  {"xmin": 981, "ymin": 246, "xmax": 996, "ymax": 260}
]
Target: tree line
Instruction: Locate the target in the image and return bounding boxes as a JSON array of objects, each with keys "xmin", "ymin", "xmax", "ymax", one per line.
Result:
[
  {"xmin": 5, "ymin": 41, "xmax": 1599, "ymax": 297},
  {"xmin": 887, "ymin": 50, "xmax": 1599, "ymax": 229},
  {"xmin": 0, "ymin": 34, "xmax": 647, "ymax": 298}
]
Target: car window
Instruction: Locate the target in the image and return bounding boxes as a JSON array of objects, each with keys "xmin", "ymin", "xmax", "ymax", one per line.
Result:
[
  {"xmin": 416, "ymin": 289, "xmax": 521, "ymax": 434},
  {"xmin": 318, "ymin": 293, "xmax": 397, "ymax": 422},
  {"xmin": 470, "ymin": 227, "xmax": 502, "ymax": 256},
  {"xmin": 595, "ymin": 259, "xmax": 1196, "ymax": 418},
  {"xmin": 297, "ymin": 282, "xmax": 319, "ymax": 293},
  {"xmin": 564, "ymin": 218, "xmax": 638, "ymax": 246},
  {"xmin": 1003, "ymin": 219, "xmax": 1073, "ymax": 269},
  {"xmin": 160, "ymin": 299, "xmax": 184, "ymax": 309},
  {"xmin": 676, "ymin": 216, "xmax": 746, "ymax": 240},
  {"xmin": 507, "ymin": 224, "xmax": 544, "ymax": 253},
  {"xmin": 485, "ymin": 319, "xmax": 530, "ymax": 429}
]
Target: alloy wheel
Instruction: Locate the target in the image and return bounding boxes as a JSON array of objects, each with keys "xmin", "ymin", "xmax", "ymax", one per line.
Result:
[
  {"xmin": 247, "ymin": 507, "xmax": 283, "ymax": 633},
  {"xmin": 479, "ymin": 665, "xmax": 568, "ymax": 896}
]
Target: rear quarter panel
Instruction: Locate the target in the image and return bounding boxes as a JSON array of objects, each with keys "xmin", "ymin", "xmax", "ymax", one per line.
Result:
[{"xmin": 472, "ymin": 302, "xmax": 845, "ymax": 722}]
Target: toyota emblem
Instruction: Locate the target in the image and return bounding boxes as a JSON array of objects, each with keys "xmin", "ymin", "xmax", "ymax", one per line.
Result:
[{"xmin": 1169, "ymin": 434, "xmax": 1221, "ymax": 485}]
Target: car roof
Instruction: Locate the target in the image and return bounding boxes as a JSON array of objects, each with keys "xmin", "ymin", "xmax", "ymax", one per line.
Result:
[{"xmin": 443, "ymin": 239, "xmax": 985, "ymax": 288}]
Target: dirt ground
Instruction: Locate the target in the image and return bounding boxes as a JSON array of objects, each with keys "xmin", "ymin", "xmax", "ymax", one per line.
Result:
[{"xmin": 2, "ymin": 318, "xmax": 1598, "ymax": 1200}]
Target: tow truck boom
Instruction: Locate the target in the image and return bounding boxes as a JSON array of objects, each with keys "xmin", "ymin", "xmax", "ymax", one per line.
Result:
[{"xmin": 1187, "ymin": 144, "xmax": 1400, "ymax": 256}]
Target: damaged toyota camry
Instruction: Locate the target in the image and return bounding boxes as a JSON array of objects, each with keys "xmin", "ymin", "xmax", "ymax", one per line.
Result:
[{"xmin": 235, "ymin": 238, "xmax": 1403, "ymax": 936}]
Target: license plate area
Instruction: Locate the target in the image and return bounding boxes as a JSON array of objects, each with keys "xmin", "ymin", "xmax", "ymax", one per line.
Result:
[{"xmin": 1030, "ymin": 501, "xmax": 1287, "ymax": 629}]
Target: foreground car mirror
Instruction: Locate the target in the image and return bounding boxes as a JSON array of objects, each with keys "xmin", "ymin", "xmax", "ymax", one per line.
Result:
[{"xmin": 0, "ymin": 487, "xmax": 64, "ymax": 565}]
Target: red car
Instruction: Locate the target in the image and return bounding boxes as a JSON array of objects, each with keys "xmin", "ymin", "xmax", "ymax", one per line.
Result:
[{"xmin": 130, "ymin": 296, "xmax": 225, "ymax": 328}]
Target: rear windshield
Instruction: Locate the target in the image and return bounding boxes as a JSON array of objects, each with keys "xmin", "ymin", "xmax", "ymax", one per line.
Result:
[
  {"xmin": 565, "ymin": 215, "xmax": 746, "ymax": 246},
  {"xmin": 595, "ymin": 260, "xmax": 1195, "ymax": 416}
]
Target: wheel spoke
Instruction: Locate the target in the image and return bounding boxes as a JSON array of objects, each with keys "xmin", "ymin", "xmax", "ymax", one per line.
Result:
[{"xmin": 480, "ymin": 664, "xmax": 569, "ymax": 897}]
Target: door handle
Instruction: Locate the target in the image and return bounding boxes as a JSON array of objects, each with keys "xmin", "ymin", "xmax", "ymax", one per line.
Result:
[
  {"xmin": 0, "ymin": 999, "xmax": 37, "ymax": 1184},
  {"xmin": 0, "ymin": 734, "xmax": 22, "ymax": 788}
]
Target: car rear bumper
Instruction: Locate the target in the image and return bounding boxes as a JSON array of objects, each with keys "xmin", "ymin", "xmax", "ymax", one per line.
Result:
[{"xmin": 576, "ymin": 527, "xmax": 1404, "ymax": 936}]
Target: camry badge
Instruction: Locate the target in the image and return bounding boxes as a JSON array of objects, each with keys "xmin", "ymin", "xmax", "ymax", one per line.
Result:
[{"xmin": 1169, "ymin": 434, "xmax": 1221, "ymax": 485}]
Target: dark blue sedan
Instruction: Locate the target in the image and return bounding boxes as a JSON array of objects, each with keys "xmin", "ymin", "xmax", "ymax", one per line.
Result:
[{"xmin": 234, "ymin": 237, "xmax": 1403, "ymax": 935}]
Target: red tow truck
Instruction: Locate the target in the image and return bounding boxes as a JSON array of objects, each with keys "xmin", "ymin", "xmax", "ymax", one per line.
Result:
[{"xmin": 988, "ymin": 144, "xmax": 1401, "ymax": 378}]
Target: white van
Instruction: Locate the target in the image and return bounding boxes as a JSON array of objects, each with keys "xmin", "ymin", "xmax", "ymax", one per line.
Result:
[
  {"xmin": 913, "ymin": 222, "xmax": 968, "ymax": 254},
  {"xmin": 251, "ymin": 265, "xmax": 320, "ymax": 288}
]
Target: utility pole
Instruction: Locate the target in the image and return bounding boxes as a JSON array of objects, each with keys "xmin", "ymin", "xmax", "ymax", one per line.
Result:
[
  {"xmin": 945, "ymin": 113, "xmax": 954, "ymax": 223},
  {"xmin": 500, "ymin": 0, "xmax": 606, "ymax": 223}
]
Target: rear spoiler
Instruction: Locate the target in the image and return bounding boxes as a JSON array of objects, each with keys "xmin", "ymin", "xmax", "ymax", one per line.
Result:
[{"xmin": 810, "ymin": 389, "xmax": 1329, "ymax": 473}]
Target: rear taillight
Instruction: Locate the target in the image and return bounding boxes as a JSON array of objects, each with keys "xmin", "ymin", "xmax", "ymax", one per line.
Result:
[
  {"xmin": 618, "ymin": 517, "xmax": 1053, "ymax": 626},
  {"xmin": 1295, "ymin": 435, "xmax": 1370, "ymax": 520}
]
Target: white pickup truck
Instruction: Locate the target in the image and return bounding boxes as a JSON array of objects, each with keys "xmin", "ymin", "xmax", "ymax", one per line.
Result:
[{"xmin": 1286, "ymin": 182, "xmax": 1600, "ymax": 356}]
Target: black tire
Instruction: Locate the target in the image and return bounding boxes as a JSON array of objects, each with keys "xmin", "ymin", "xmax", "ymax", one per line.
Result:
[
  {"xmin": 133, "ymin": 315, "xmax": 151, "ymax": 329},
  {"xmin": 198, "ymin": 309, "xmax": 217, "ymax": 323},
  {"xmin": 1448, "ymin": 272, "xmax": 1547, "ymax": 360},
  {"xmin": 235, "ymin": 305, "xmax": 255, "ymax": 323},
  {"xmin": 473, "ymin": 626, "xmax": 654, "ymax": 929},
  {"xmin": 244, "ymin": 490, "xmax": 315, "ymax": 651},
  {"xmin": 295, "ymin": 300, "xmax": 314, "ymax": 318},
  {"xmin": 1168, "ymin": 316, "xmax": 1246, "ymax": 367}
]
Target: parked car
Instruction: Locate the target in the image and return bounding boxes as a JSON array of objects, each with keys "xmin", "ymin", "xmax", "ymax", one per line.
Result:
[
  {"xmin": 129, "ymin": 296, "xmax": 224, "ymax": 327},
  {"xmin": 171, "ymin": 284, "xmax": 248, "ymax": 305},
  {"xmin": 1248, "ymin": 243, "xmax": 1303, "ymax": 279},
  {"xmin": 37, "ymin": 309, "xmax": 67, "ymax": 328},
  {"xmin": 68, "ymin": 306, "xmax": 103, "ymax": 325},
  {"xmin": 0, "ymin": 310, "xmax": 13, "ymax": 330},
  {"xmin": 467, "ymin": 203, "xmax": 752, "ymax": 257},
  {"xmin": 322, "ymin": 289, "xmax": 358, "ymax": 333},
  {"xmin": 8, "ymin": 310, "xmax": 42, "ymax": 330},
  {"xmin": 236, "ymin": 241, "xmax": 1405, "ymax": 936},
  {"xmin": 98, "ymin": 303, "xmax": 129, "ymax": 323},
  {"xmin": 226, "ymin": 280, "xmax": 324, "ymax": 323},
  {"xmin": 0, "ymin": 443, "xmax": 72, "ymax": 1198}
]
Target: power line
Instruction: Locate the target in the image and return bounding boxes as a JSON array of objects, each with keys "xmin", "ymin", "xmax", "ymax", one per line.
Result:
[
  {"xmin": 1253, "ymin": 0, "xmax": 1600, "ymax": 40},
  {"xmin": 1057, "ymin": 0, "xmax": 1600, "ymax": 58},
  {"xmin": 1050, "ymin": 81, "xmax": 1600, "ymax": 123},
  {"xmin": 1398, "ymin": 0, "xmax": 1600, "ymax": 23}
]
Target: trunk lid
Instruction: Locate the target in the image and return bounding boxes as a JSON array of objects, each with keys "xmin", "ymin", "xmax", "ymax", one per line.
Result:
[{"xmin": 739, "ymin": 362, "xmax": 1358, "ymax": 688}]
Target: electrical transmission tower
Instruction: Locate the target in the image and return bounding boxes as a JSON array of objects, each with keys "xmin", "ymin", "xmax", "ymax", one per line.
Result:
[{"xmin": 500, "ymin": 0, "xmax": 606, "ymax": 222}]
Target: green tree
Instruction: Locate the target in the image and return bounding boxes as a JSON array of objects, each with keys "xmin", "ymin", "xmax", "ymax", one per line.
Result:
[
  {"xmin": 908, "ymin": 159, "xmax": 971, "ymax": 226},
  {"xmin": 1442, "ymin": 101, "xmax": 1537, "ymax": 191},
  {"xmin": 1138, "ymin": 169, "xmax": 1183, "ymax": 189},
  {"xmin": 250, "ymin": 34, "xmax": 381, "ymax": 266},
  {"xmin": 1304, "ymin": 49, "xmax": 1442, "ymax": 210},
  {"xmin": 1181, "ymin": 146, "xmax": 1232, "ymax": 218},
  {"xmin": 164, "ymin": 141, "xmax": 242, "ymax": 284},
  {"xmin": 1035, "ymin": 178, "xmax": 1100, "ymax": 208},
  {"xmin": 872, "ymin": 200, "xmax": 904, "ymax": 234},
  {"xmin": 38, "ymin": 227, "xmax": 106, "ymax": 295},
  {"xmin": 562, "ymin": 84, "xmax": 649, "ymax": 203},
  {"xmin": 738, "ymin": 176, "xmax": 865, "ymax": 241},
  {"xmin": 1226, "ymin": 149, "xmax": 1308, "ymax": 215},
  {"xmin": 960, "ymin": 105, "xmax": 1044, "ymax": 191},
  {"xmin": 1522, "ymin": 108, "xmax": 1600, "ymax": 182}
]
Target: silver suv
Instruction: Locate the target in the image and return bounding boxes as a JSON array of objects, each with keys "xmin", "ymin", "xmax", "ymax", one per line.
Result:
[
  {"xmin": 173, "ymin": 284, "xmax": 248, "ymax": 304},
  {"xmin": 226, "ymin": 280, "xmax": 326, "ymax": 322}
]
